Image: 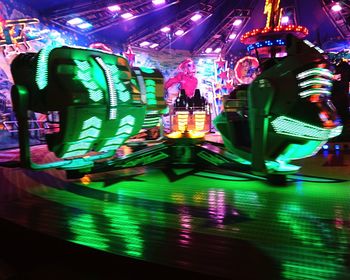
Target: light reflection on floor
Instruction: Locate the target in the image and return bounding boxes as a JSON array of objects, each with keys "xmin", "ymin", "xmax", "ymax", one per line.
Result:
[{"xmin": 0, "ymin": 146, "xmax": 350, "ymax": 279}]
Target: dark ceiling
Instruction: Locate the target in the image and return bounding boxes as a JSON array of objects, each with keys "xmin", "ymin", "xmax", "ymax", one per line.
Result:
[{"xmin": 19, "ymin": 0, "xmax": 343, "ymax": 54}]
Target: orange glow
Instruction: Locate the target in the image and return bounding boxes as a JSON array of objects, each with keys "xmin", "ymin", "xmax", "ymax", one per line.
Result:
[
  {"xmin": 188, "ymin": 131, "xmax": 205, "ymax": 139},
  {"xmin": 166, "ymin": 131, "xmax": 183, "ymax": 139},
  {"xmin": 240, "ymin": 25, "xmax": 308, "ymax": 44},
  {"xmin": 264, "ymin": 0, "xmax": 281, "ymax": 28},
  {"xmin": 80, "ymin": 175, "xmax": 91, "ymax": 185},
  {"xmin": 323, "ymin": 120, "xmax": 335, "ymax": 128},
  {"xmin": 309, "ymin": 94, "xmax": 320, "ymax": 103},
  {"xmin": 171, "ymin": 111, "xmax": 210, "ymax": 133}
]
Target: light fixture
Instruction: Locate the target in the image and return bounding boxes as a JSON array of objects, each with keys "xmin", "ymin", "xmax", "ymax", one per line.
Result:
[
  {"xmin": 140, "ymin": 41, "xmax": 150, "ymax": 47},
  {"xmin": 205, "ymin": 47, "xmax": 212, "ymax": 53},
  {"xmin": 149, "ymin": 43, "xmax": 159, "ymax": 48},
  {"xmin": 160, "ymin": 26, "xmax": 171, "ymax": 33},
  {"xmin": 175, "ymin": 29, "xmax": 184, "ymax": 36},
  {"xmin": 107, "ymin": 5, "xmax": 121, "ymax": 12},
  {"xmin": 67, "ymin": 17, "xmax": 84, "ymax": 25},
  {"xmin": 121, "ymin": 12, "xmax": 133, "ymax": 19},
  {"xmin": 331, "ymin": 2, "xmax": 342, "ymax": 12},
  {"xmin": 152, "ymin": 0, "xmax": 166, "ymax": 5},
  {"xmin": 229, "ymin": 33, "xmax": 237, "ymax": 40},
  {"xmin": 281, "ymin": 16, "xmax": 289, "ymax": 24},
  {"xmin": 191, "ymin": 14, "xmax": 202, "ymax": 22},
  {"xmin": 77, "ymin": 22, "xmax": 92, "ymax": 29},
  {"xmin": 214, "ymin": 48, "xmax": 221, "ymax": 53},
  {"xmin": 233, "ymin": 19, "xmax": 243, "ymax": 26}
]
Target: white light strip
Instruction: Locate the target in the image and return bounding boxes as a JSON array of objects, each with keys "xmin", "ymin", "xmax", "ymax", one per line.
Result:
[
  {"xmin": 298, "ymin": 78, "xmax": 332, "ymax": 88},
  {"xmin": 36, "ymin": 44, "xmax": 61, "ymax": 90},
  {"xmin": 134, "ymin": 69, "xmax": 147, "ymax": 104},
  {"xmin": 296, "ymin": 68, "xmax": 333, "ymax": 80},
  {"xmin": 271, "ymin": 116, "xmax": 342, "ymax": 140},
  {"xmin": 95, "ymin": 57, "xmax": 117, "ymax": 119},
  {"xmin": 299, "ymin": 88, "xmax": 331, "ymax": 98}
]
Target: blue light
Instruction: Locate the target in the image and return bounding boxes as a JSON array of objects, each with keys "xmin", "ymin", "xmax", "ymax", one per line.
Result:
[
  {"xmin": 247, "ymin": 39, "xmax": 286, "ymax": 51},
  {"xmin": 322, "ymin": 144, "xmax": 329, "ymax": 150},
  {"xmin": 334, "ymin": 144, "xmax": 340, "ymax": 150}
]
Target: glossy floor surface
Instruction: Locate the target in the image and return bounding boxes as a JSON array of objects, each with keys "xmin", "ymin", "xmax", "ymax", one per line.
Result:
[{"xmin": 0, "ymin": 144, "xmax": 350, "ymax": 279}]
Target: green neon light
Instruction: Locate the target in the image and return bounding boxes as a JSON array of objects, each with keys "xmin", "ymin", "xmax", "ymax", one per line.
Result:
[
  {"xmin": 107, "ymin": 64, "xmax": 119, "ymax": 75},
  {"xmin": 277, "ymin": 141, "xmax": 324, "ymax": 161},
  {"xmin": 115, "ymin": 82, "xmax": 131, "ymax": 102},
  {"xmin": 100, "ymin": 115, "xmax": 136, "ymax": 152},
  {"xmin": 104, "ymin": 137, "xmax": 125, "ymax": 146},
  {"xmin": 271, "ymin": 116, "xmax": 343, "ymax": 140},
  {"xmin": 74, "ymin": 59, "xmax": 104, "ymax": 102},
  {"xmin": 62, "ymin": 116, "xmax": 102, "ymax": 158},
  {"xmin": 145, "ymin": 79, "xmax": 157, "ymax": 105},
  {"xmin": 296, "ymin": 68, "xmax": 333, "ymax": 80},
  {"xmin": 69, "ymin": 213, "xmax": 109, "ymax": 250},
  {"xmin": 95, "ymin": 57, "xmax": 117, "ymax": 120},
  {"xmin": 265, "ymin": 160, "xmax": 300, "ymax": 172},
  {"xmin": 79, "ymin": 127, "xmax": 100, "ymax": 139},
  {"xmin": 298, "ymin": 78, "xmax": 332, "ymax": 88},
  {"xmin": 82, "ymin": 116, "xmax": 102, "ymax": 129},
  {"xmin": 131, "ymin": 78, "xmax": 138, "ymax": 87},
  {"xmin": 88, "ymin": 90, "xmax": 104, "ymax": 102},
  {"xmin": 75, "ymin": 60, "xmax": 90, "ymax": 71},
  {"xmin": 108, "ymin": 64, "xmax": 131, "ymax": 102},
  {"xmin": 143, "ymin": 116, "xmax": 160, "ymax": 127},
  {"xmin": 101, "ymin": 137, "xmax": 128, "ymax": 151},
  {"xmin": 145, "ymin": 80, "xmax": 155, "ymax": 85},
  {"xmin": 117, "ymin": 125, "xmax": 133, "ymax": 135},
  {"xmin": 277, "ymin": 203, "xmax": 343, "ymax": 279},
  {"xmin": 144, "ymin": 119, "xmax": 159, "ymax": 125},
  {"xmin": 120, "ymin": 115, "xmax": 135, "ymax": 126},
  {"xmin": 233, "ymin": 190, "xmax": 261, "ymax": 218},
  {"xmin": 66, "ymin": 141, "xmax": 92, "ymax": 152},
  {"xmin": 103, "ymin": 206, "xmax": 143, "ymax": 258},
  {"xmin": 77, "ymin": 70, "xmax": 92, "ymax": 81},
  {"xmin": 139, "ymin": 67, "xmax": 155, "ymax": 74},
  {"xmin": 36, "ymin": 44, "xmax": 60, "ymax": 90},
  {"xmin": 299, "ymin": 88, "xmax": 331, "ymax": 98},
  {"xmin": 61, "ymin": 150, "xmax": 86, "ymax": 158},
  {"xmin": 115, "ymin": 115, "xmax": 135, "ymax": 137},
  {"xmin": 81, "ymin": 80, "xmax": 98, "ymax": 90}
]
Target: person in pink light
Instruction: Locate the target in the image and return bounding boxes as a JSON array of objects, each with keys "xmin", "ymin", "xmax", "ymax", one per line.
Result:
[{"xmin": 164, "ymin": 58, "xmax": 198, "ymax": 105}]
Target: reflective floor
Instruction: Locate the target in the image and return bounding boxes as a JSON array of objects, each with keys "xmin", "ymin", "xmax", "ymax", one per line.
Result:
[{"xmin": 0, "ymin": 145, "xmax": 350, "ymax": 279}]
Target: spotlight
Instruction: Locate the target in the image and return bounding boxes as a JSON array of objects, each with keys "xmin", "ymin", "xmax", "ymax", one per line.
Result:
[
  {"xmin": 140, "ymin": 41, "xmax": 150, "ymax": 47},
  {"xmin": 107, "ymin": 5, "xmax": 121, "ymax": 12},
  {"xmin": 281, "ymin": 16, "xmax": 289, "ymax": 24},
  {"xmin": 335, "ymin": 144, "xmax": 340, "ymax": 150},
  {"xmin": 67, "ymin": 17, "xmax": 84, "ymax": 25},
  {"xmin": 77, "ymin": 22, "xmax": 92, "ymax": 29},
  {"xmin": 331, "ymin": 3, "xmax": 342, "ymax": 12},
  {"xmin": 175, "ymin": 29, "xmax": 184, "ymax": 36},
  {"xmin": 121, "ymin": 12, "xmax": 133, "ymax": 19},
  {"xmin": 322, "ymin": 144, "xmax": 329, "ymax": 150},
  {"xmin": 214, "ymin": 48, "xmax": 222, "ymax": 53},
  {"xmin": 205, "ymin": 47, "xmax": 212, "ymax": 53},
  {"xmin": 191, "ymin": 14, "xmax": 202, "ymax": 22},
  {"xmin": 161, "ymin": 26, "xmax": 171, "ymax": 33},
  {"xmin": 229, "ymin": 33, "xmax": 237, "ymax": 40},
  {"xmin": 152, "ymin": 0, "xmax": 166, "ymax": 5},
  {"xmin": 149, "ymin": 43, "xmax": 159, "ymax": 49},
  {"xmin": 233, "ymin": 19, "xmax": 243, "ymax": 26}
]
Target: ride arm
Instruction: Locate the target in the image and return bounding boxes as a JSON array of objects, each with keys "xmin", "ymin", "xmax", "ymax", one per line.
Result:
[{"xmin": 248, "ymin": 78, "xmax": 275, "ymax": 174}]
